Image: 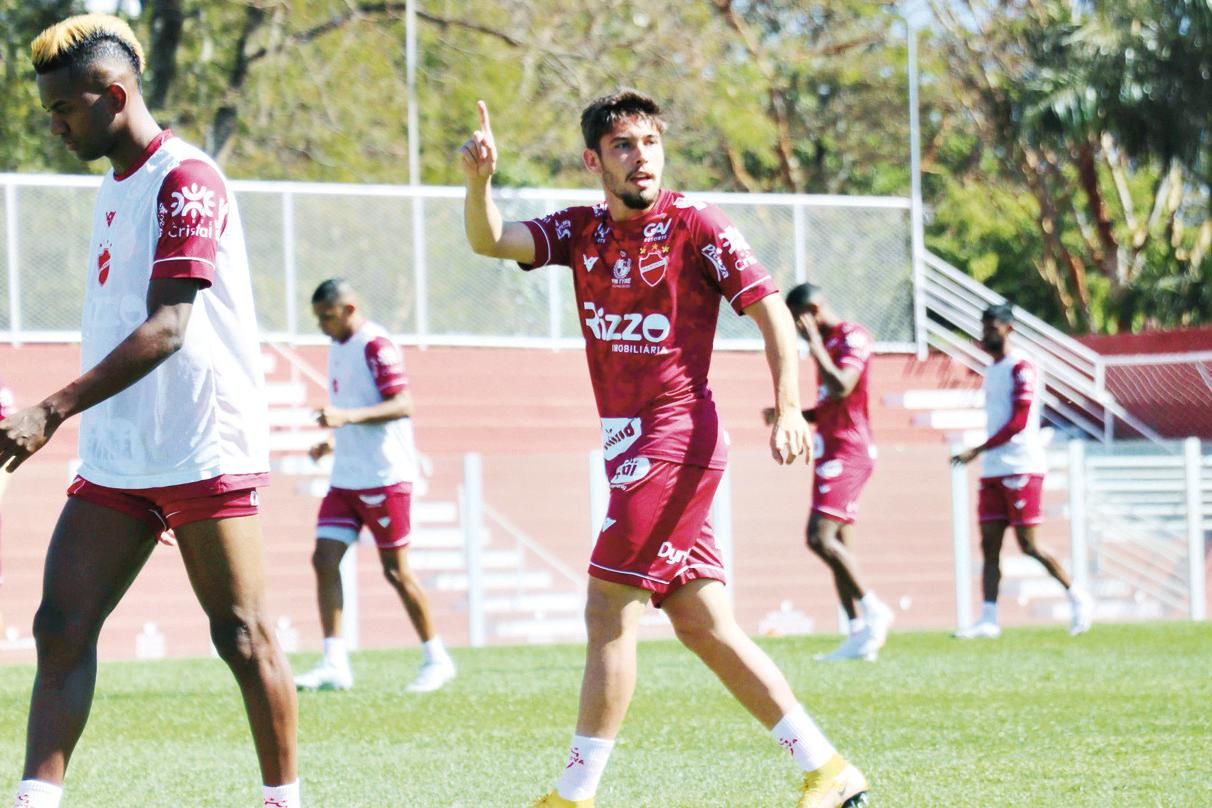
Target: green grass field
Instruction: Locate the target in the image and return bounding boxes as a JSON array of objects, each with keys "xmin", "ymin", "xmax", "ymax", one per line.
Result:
[{"xmin": 1, "ymin": 623, "xmax": 1209, "ymax": 807}]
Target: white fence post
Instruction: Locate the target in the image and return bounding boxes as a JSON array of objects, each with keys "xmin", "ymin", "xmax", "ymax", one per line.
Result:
[
  {"xmin": 5, "ymin": 182, "xmax": 21, "ymax": 344},
  {"xmin": 711, "ymin": 464, "xmax": 734, "ymax": 606},
  {"xmin": 950, "ymin": 446, "xmax": 973, "ymax": 629},
  {"xmin": 339, "ymin": 540, "xmax": 359, "ymax": 650},
  {"xmin": 588, "ymin": 449, "xmax": 607, "ymax": 545},
  {"xmin": 1184, "ymin": 438, "xmax": 1206, "ymax": 621},
  {"xmin": 462, "ymin": 452, "xmax": 486, "ymax": 646},
  {"xmin": 1068, "ymin": 439, "xmax": 1089, "ymax": 593}
]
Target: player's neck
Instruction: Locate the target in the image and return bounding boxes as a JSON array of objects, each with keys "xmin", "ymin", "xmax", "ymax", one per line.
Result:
[
  {"xmin": 604, "ymin": 192, "xmax": 659, "ymax": 223},
  {"xmin": 107, "ymin": 109, "xmax": 163, "ymax": 177}
]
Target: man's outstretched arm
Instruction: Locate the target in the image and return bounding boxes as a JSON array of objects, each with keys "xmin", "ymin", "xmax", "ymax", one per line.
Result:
[{"xmin": 459, "ymin": 100, "xmax": 536, "ymax": 262}]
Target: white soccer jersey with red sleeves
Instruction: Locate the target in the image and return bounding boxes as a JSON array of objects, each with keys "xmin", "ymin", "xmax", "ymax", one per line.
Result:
[
  {"xmin": 77, "ymin": 131, "xmax": 269, "ymax": 489},
  {"xmin": 327, "ymin": 321, "xmax": 417, "ymax": 489},
  {"xmin": 981, "ymin": 351, "xmax": 1048, "ymax": 478}
]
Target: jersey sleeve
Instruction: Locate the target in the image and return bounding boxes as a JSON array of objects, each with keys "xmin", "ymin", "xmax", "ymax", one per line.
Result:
[
  {"xmin": 1011, "ymin": 359, "xmax": 1037, "ymax": 403},
  {"xmin": 688, "ymin": 203, "xmax": 778, "ymax": 313},
  {"xmin": 517, "ymin": 207, "xmax": 579, "ymax": 271},
  {"xmin": 153, "ymin": 159, "xmax": 231, "ymax": 288},
  {"xmin": 364, "ymin": 337, "xmax": 408, "ymax": 398},
  {"xmin": 836, "ymin": 327, "xmax": 873, "ymax": 373}
]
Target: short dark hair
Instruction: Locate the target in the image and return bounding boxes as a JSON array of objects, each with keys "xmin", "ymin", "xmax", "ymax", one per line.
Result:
[
  {"xmin": 785, "ymin": 282, "xmax": 823, "ymax": 312},
  {"xmin": 311, "ymin": 278, "xmax": 354, "ymax": 306},
  {"xmin": 580, "ymin": 89, "xmax": 665, "ymax": 152},
  {"xmin": 31, "ymin": 14, "xmax": 145, "ymax": 86},
  {"xmin": 982, "ymin": 302, "xmax": 1015, "ymax": 324}
]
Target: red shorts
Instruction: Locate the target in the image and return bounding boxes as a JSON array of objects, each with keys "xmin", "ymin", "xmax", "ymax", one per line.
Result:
[
  {"xmin": 66, "ymin": 473, "xmax": 265, "ymax": 532},
  {"xmin": 811, "ymin": 453, "xmax": 874, "ymax": 524},
  {"xmin": 317, "ymin": 482, "xmax": 413, "ymax": 550},
  {"xmin": 590, "ymin": 458, "xmax": 725, "ymax": 607},
  {"xmin": 979, "ymin": 474, "xmax": 1045, "ymax": 527}
]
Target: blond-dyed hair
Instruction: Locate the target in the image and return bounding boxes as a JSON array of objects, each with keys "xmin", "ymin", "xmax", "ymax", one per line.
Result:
[{"xmin": 31, "ymin": 13, "xmax": 145, "ymax": 76}]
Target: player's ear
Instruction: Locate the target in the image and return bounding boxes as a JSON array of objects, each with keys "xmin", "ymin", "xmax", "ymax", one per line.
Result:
[
  {"xmin": 103, "ymin": 83, "xmax": 128, "ymax": 114},
  {"xmin": 582, "ymin": 147, "xmax": 602, "ymax": 176}
]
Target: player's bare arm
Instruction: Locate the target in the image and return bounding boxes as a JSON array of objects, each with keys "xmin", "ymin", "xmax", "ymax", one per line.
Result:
[
  {"xmin": 459, "ymin": 100, "xmax": 535, "ymax": 263},
  {"xmin": 0, "ymin": 278, "xmax": 198, "ymax": 472},
  {"xmin": 799, "ymin": 311, "xmax": 859, "ymax": 398},
  {"xmin": 747, "ymin": 294, "xmax": 811, "ymax": 465},
  {"xmin": 316, "ymin": 390, "xmax": 412, "ymax": 429},
  {"xmin": 951, "ymin": 446, "xmax": 982, "ymax": 465}
]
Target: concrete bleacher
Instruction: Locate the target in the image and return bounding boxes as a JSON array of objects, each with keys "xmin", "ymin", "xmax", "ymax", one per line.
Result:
[{"xmin": 2, "ymin": 341, "xmax": 1095, "ymax": 662}]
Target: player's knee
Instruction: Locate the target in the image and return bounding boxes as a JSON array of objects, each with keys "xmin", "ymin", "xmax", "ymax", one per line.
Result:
[
  {"xmin": 670, "ymin": 611, "xmax": 721, "ymax": 653},
  {"xmin": 32, "ymin": 601, "xmax": 92, "ymax": 664},
  {"xmin": 209, "ymin": 611, "xmax": 272, "ymax": 669},
  {"xmin": 311, "ymin": 547, "xmax": 339, "ymax": 576}
]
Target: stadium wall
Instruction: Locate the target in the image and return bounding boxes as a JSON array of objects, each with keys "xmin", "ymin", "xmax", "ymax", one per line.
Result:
[{"xmin": 1, "ymin": 343, "xmax": 1110, "ymax": 663}]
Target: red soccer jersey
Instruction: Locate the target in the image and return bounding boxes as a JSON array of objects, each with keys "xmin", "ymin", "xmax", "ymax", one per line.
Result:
[
  {"xmin": 813, "ymin": 322, "xmax": 874, "ymax": 459},
  {"xmin": 521, "ymin": 189, "xmax": 778, "ymax": 471}
]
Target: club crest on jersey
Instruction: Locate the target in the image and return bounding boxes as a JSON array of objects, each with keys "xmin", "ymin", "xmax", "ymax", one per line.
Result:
[
  {"xmin": 583, "ymin": 254, "xmax": 599, "ymax": 273},
  {"xmin": 612, "ymin": 256, "xmax": 633, "ymax": 288},
  {"xmin": 638, "ymin": 244, "xmax": 670, "ymax": 287},
  {"xmin": 642, "ymin": 217, "xmax": 672, "ymax": 242},
  {"xmin": 700, "ymin": 244, "xmax": 729, "ymax": 281},
  {"xmin": 97, "ymin": 243, "xmax": 112, "ymax": 286}
]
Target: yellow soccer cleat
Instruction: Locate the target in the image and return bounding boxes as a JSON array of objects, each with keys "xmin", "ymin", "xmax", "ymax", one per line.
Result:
[
  {"xmin": 531, "ymin": 790, "xmax": 594, "ymax": 807},
  {"xmin": 798, "ymin": 753, "xmax": 869, "ymax": 808}
]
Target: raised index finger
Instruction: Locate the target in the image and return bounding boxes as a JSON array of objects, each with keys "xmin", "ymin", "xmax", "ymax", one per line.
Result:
[{"xmin": 477, "ymin": 100, "xmax": 492, "ymax": 136}]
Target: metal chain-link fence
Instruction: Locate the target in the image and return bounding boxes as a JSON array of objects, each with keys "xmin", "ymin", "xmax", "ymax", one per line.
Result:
[{"xmin": 1, "ymin": 175, "xmax": 915, "ymax": 348}]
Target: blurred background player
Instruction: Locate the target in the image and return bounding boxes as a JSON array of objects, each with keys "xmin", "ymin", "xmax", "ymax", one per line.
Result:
[
  {"xmin": 0, "ymin": 15, "xmax": 299, "ymax": 808},
  {"xmin": 293, "ymin": 279, "xmax": 455, "ymax": 694},
  {"xmin": 951, "ymin": 303, "xmax": 1093, "ymax": 638},
  {"xmin": 461, "ymin": 90, "xmax": 868, "ymax": 808},
  {"xmin": 766, "ymin": 283, "xmax": 893, "ymax": 661},
  {"xmin": 0, "ymin": 378, "xmax": 12, "ymax": 638}
]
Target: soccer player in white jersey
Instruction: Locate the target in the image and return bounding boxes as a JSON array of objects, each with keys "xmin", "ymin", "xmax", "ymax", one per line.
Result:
[
  {"xmin": 951, "ymin": 304, "xmax": 1093, "ymax": 639},
  {"xmin": 460, "ymin": 91, "xmax": 868, "ymax": 808},
  {"xmin": 293, "ymin": 279, "xmax": 455, "ymax": 694},
  {"xmin": 0, "ymin": 16, "xmax": 299, "ymax": 808}
]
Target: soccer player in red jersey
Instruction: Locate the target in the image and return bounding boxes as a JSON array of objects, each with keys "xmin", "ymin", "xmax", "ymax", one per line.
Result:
[
  {"xmin": 951, "ymin": 303, "xmax": 1092, "ymax": 638},
  {"xmin": 460, "ymin": 91, "xmax": 869, "ymax": 808},
  {"xmin": 293, "ymin": 279, "xmax": 455, "ymax": 694},
  {"xmin": 0, "ymin": 16, "xmax": 298, "ymax": 808},
  {"xmin": 767, "ymin": 284, "xmax": 893, "ymax": 661}
]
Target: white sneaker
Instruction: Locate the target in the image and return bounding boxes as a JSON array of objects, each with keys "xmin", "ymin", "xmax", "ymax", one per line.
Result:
[
  {"xmin": 294, "ymin": 659, "xmax": 353, "ymax": 691},
  {"xmin": 407, "ymin": 657, "xmax": 456, "ymax": 692},
  {"xmin": 1069, "ymin": 589, "xmax": 1093, "ymax": 636},
  {"xmin": 953, "ymin": 620, "xmax": 1002, "ymax": 639},
  {"xmin": 863, "ymin": 599, "xmax": 895, "ymax": 652},
  {"xmin": 816, "ymin": 631, "xmax": 877, "ymax": 662}
]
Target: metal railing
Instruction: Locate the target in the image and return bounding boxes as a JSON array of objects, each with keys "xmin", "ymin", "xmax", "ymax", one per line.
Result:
[{"xmin": 922, "ymin": 251, "xmax": 1165, "ymax": 445}]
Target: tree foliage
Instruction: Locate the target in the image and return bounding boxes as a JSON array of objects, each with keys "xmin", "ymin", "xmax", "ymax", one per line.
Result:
[{"xmin": 0, "ymin": 0, "xmax": 1206, "ymax": 333}]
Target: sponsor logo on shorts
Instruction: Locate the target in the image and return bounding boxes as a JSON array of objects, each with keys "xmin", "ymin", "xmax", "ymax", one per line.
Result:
[
  {"xmin": 816, "ymin": 459, "xmax": 844, "ymax": 480},
  {"xmin": 601, "ymin": 417, "xmax": 642, "ymax": 461},
  {"xmin": 1004, "ymin": 476, "xmax": 1030, "ymax": 490},
  {"xmin": 600, "ymin": 516, "xmax": 617, "ymax": 533},
  {"xmin": 359, "ymin": 493, "xmax": 388, "ymax": 506},
  {"xmin": 378, "ymin": 516, "xmax": 392, "ymax": 528},
  {"xmin": 657, "ymin": 541, "xmax": 691, "ymax": 565},
  {"xmin": 609, "ymin": 456, "xmax": 652, "ymax": 488},
  {"xmin": 1014, "ymin": 499, "xmax": 1027, "ymax": 510}
]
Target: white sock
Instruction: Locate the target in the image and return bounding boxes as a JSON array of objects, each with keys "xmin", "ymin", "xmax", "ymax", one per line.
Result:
[
  {"xmin": 14, "ymin": 780, "xmax": 63, "ymax": 808},
  {"xmin": 262, "ymin": 781, "xmax": 301, "ymax": 807},
  {"xmin": 1066, "ymin": 587, "xmax": 1085, "ymax": 605},
  {"xmin": 847, "ymin": 617, "xmax": 866, "ymax": 635},
  {"xmin": 859, "ymin": 592, "xmax": 882, "ymax": 617},
  {"xmin": 422, "ymin": 637, "xmax": 449, "ymax": 664},
  {"xmin": 980, "ymin": 601, "xmax": 998, "ymax": 624},
  {"xmin": 555, "ymin": 735, "xmax": 615, "ymax": 801},
  {"xmin": 322, "ymin": 637, "xmax": 347, "ymax": 668},
  {"xmin": 771, "ymin": 705, "xmax": 837, "ymax": 772}
]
